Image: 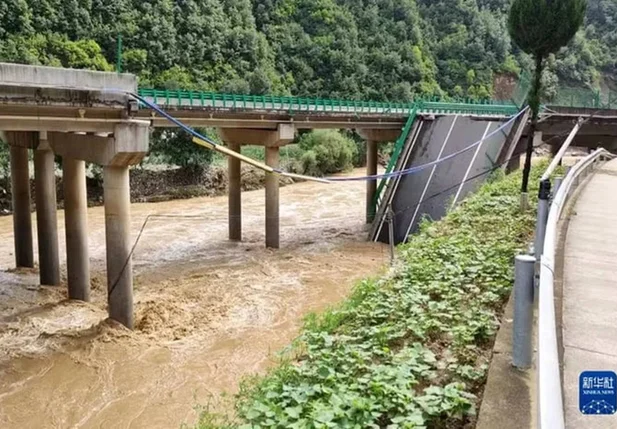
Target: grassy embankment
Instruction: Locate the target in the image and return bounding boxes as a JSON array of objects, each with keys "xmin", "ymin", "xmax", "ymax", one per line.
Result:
[{"xmin": 196, "ymin": 164, "xmax": 545, "ymax": 429}]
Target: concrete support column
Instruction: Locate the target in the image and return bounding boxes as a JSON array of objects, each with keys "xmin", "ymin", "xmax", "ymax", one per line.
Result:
[
  {"xmin": 63, "ymin": 158, "xmax": 90, "ymax": 301},
  {"xmin": 34, "ymin": 144, "xmax": 60, "ymax": 285},
  {"xmin": 366, "ymin": 140, "xmax": 378, "ymax": 223},
  {"xmin": 228, "ymin": 142, "xmax": 242, "ymax": 241},
  {"xmin": 9, "ymin": 146, "xmax": 34, "ymax": 268},
  {"xmin": 357, "ymin": 129, "xmax": 400, "ymax": 222},
  {"xmin": 103, "ymin": 166, "xmax": 133, "ymax": 328},
  {"xmin": 265, "ymin": 146, "xmax": 280, "ymax": 249}
]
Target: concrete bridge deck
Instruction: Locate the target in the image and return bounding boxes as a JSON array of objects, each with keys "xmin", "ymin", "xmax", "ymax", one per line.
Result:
[{"xmin": 562, "ymin": 159, "xmax": 617, "ymax": 428}]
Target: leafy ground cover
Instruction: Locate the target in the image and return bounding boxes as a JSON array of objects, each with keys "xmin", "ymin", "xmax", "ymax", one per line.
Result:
[{"xmin": 197, "ymin": 165, "xmax": 544, "ymax": 429}]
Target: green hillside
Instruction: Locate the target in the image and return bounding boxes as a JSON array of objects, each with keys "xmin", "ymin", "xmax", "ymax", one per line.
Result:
[{"xmin": 1, "ymin": 0, "xmax": 615, "ymax": 101}]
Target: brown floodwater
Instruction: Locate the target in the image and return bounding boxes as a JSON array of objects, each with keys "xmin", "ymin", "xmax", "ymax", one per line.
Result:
[{"xmin": 0, "ymin": 169, "xmax": 388, "ymax": 428}]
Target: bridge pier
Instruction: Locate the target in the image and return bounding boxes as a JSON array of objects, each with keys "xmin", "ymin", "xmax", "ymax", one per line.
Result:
[
  {"xmin": 104, "ymin": 165, "xmax": 133, "ymax": 328},
  {"xmin": 8, "ymin": 139, "xmax": 34, "ymax": 268},
  {"xmin": 366, "ymin": 140, "xmax": 378, "ymax": 223},
  {"xmin": 34, "ymin": 134, "xmax": 61, "ymax": 286},
  {"xmin": 358, "ymin": 129, "xmax": 401, "ymax": 224},
  {"xmin": 63, "ymin": 157, "xmax": 90, "ymax": 301},
  {"xmin": 228, "ymin": 142, "xmax": 242, "ymax": 241},
  {"xmin": 219, "ymin": 125, "xmax": 295, "ymax": 249},
  {"xmin": 50, "ymin": 123, "xmax": 149, "ymax": 328},
  {"xmin": 0, "ymin": 63, "xmax": 148, "ymax": 329},
  {"xmin": 265, "ymin": 146, "xmax": 280, "ymax": 249}
]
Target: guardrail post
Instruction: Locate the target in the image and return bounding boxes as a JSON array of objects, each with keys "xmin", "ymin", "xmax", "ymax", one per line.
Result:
[
  {"xmin": 513, "ymin": 254, "xmax": 535, "ymax": 368},
  {"xmin": 534, "ymin": 179, "xmax": 551, "ymax": 261}
]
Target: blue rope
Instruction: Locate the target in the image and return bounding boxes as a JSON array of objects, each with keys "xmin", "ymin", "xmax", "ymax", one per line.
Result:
[{"xmin": 131, "ymin": 92, "xmax": 223, "ymax": 149}]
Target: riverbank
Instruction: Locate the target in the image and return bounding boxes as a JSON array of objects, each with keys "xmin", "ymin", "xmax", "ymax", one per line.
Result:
[{"xmin": 198, "ymin": 166, "xmax": 543, "ymax": 428}]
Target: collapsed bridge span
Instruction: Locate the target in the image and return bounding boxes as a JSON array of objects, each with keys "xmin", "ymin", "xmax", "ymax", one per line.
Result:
[{"xmin": 370, "ymin": 110, "xmax": 528, "ymax": 244}]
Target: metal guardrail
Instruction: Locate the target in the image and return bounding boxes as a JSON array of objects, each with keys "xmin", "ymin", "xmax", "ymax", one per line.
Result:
[
  {"xmin": 549, "ymin": 87, "xmax": 617, "ymax": 110},
  {"xmin": 535, "ymin": 148, "xmax": 615, "ymax": 429},
  {"xmin": 137, "ymin": 88, "xmax": 519, "ymax": 116},
  {"xmin": 370, "ymin": 109, "xmax": 418, "ymax": 218}
]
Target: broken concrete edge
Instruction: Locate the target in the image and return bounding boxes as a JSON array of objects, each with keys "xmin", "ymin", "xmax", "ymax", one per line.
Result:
[{"xmin": 0, "ymin": 62, "xmax": 136, "ymax": 93}]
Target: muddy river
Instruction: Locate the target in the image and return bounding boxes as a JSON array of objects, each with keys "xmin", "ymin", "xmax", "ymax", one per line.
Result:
[{"xmin": 0, "ymin": 170, "xmax": 387, "ymax": 428}]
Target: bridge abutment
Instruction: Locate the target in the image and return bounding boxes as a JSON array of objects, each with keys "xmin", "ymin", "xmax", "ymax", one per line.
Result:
[
  {"xmin": 34, "ymin": 135, "xmax": 61, "ymax": 286},
  {"xmin": 63, "ymin": 157, "xmax": 90, "ymax": 301}
]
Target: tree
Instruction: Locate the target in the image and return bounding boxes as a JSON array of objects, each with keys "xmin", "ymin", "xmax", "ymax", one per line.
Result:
[
  {"xmin": 508, "ymin": 0, "xmax": 587, "ymax": 194},
  {"xmin": 149, "ymin": 129, "xmax": 214, "ymax": 169}
]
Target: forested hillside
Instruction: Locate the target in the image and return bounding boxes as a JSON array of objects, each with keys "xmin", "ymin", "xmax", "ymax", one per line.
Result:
[{"xmin": 1, "ymin": 0, "xmax": 615, "ymax": 101}]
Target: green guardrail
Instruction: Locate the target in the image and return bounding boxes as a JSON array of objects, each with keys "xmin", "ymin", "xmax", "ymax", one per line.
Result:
[
  {"xmin": 421, "ymin": 101, "xmax": 518, "ymax": 116},
  {"xmin": 137, "ymin": 88, "xmax": 519, "ymax": 116},
  {"xmin": 511, "ymin": 68, "xmax": 616, "ymax": 111},
  {"xmin": 549, "ymin": 87, "xmax": 617, "ymax": 110},
  {"xmin": 138, "ymin": 88, "xmax": 417, "ymax": 113},
  {"xmin": 369, "ymin": 107, "xmax": 419, "ymax": 220}
]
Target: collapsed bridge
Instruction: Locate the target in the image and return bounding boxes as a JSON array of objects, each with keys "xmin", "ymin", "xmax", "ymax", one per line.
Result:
[{"xmin": 1, "ymin": 62, "xmax": 616, "ymax": 328}]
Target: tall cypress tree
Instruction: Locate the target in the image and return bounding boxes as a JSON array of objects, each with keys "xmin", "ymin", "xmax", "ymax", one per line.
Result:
[{"xmin": 508, "ymin": 0, "xmax": 586, "ymax": 194}]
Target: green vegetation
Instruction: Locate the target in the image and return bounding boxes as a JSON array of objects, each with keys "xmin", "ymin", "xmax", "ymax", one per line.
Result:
[
  {"xmin": 209, "ymin": 130, "xmax": 359, "ymax": 177},
  {"xmin": 297, "ymin": 130, "xmax": 357, "ymax": 177},
  {"xmin": 149, "ymin": 129, "xmax": 216, "ymax": 169},
  {"xmin": 1, "ymin": 1, "xmax": 614, "ymax": 101},
  {"xmin": 1, "ymin": 1, "xmax": 614, "ymax": 170},
  {"xmin": 195, "ymin": 165, "xmax": 544, "ymax": 429}
]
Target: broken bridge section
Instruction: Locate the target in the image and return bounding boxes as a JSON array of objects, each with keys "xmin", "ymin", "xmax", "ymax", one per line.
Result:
[
  {"xmin": 371, "ymin": 113, "xmax": 526, "ymax": 244},
  {"xmin": 0, "ymin": 62, "xmax": 149, "ymax": 329}
]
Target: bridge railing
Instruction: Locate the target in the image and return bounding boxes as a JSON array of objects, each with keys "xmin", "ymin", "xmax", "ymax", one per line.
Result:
[
  {"xmin": 370, "ymin": 108, "xmax": 419, "ymax": 218},
  {"xmin": 533, "ymin": 148, "xmax": 614, "ymax": 429},
  {"xmin": 548, "ymin": 87, "xmax": 617, "ymax": 110},
  {"xmin": 137, "ymin": 88, "xmax": 519, "ymax": 116}
]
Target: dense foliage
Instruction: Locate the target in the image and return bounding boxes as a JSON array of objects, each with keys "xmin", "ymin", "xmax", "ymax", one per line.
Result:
[
  {"xmin": 297, "ymin": 130, "xmax": 357, "ymax": 177},
  {"xmin": 509, "ymin": 0, "xmax": 587, "ymax": 59},
  {"xmin": 0, "ymin": 1, "xmax": 613, "ymax": 168},
  {"xmin": 1, "ymin": 0, "xmax": 614, "ymax": 101},
  {"xmin": 509, "ymin": 0, "xmax": 586, "ymax": 114},
  {"xmin": 209, "ymin": 130, "xmax": 359, "ymax": 177},
  {"xmin": 195, "ymin": 165, "xmax": 544, "ymax": 429}
]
